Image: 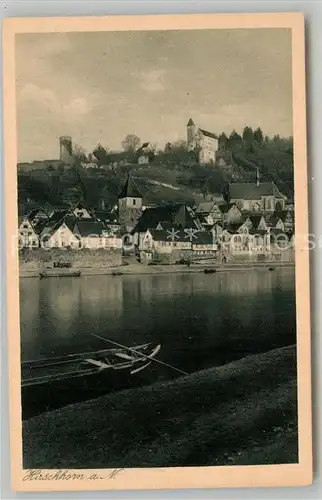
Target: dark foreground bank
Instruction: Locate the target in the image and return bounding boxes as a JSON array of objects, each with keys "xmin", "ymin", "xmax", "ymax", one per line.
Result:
[{"xmin": 23, "ymin": 345, "xmax": 297, "ymax": 469}]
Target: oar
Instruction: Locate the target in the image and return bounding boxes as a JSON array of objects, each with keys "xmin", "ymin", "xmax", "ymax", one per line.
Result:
[{"xmin": 90, "ymin": 333, "xmax": 188, "ymax": 376}]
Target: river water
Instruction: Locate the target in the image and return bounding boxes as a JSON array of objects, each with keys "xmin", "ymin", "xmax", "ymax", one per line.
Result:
[{"xmin": 20, "ymin": 268, "xmax": 296, "ymax": 383}]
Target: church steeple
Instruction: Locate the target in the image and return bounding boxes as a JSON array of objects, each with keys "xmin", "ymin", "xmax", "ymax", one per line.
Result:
[
  {"xmin": 187, "ymin": 118, "xmax": 195, "ymax": 126},
  {"xmin": 118, "ymin": 173, "xmax": 142, "ymax": 200},
  {"xmin": 118, "ymin": 173, "xmax": 143, "ymax": 232}
]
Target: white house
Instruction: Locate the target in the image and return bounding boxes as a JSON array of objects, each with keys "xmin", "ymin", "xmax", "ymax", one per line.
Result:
[{"xmin": 18, "ymin": 217, "xmax": 39, "ymax": 248}]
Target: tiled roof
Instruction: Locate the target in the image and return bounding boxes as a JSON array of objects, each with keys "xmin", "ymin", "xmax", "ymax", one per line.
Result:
[
  {"xmin": 118, "ymin": 175, "xmax": 143, "ymax": 199},
  {"xmin": 149, "ymin": 229, "xmax": 188, "ymax": 243},
  {"xmin": 229, "ymin": 182, "xmax": 285, "ymax": 200},
  {"xmin": 148, "ymin": 229, "xmax": 214, "ymax": 245},
  {"xmin": 193, "ymin": 232, "xmax": 214, "ymax": 245},
  {"xmin": 74, "ymin": 220, "xmax": 104, "ymax": 237},
  {"xmin": 199, "ymin": 129, "xmax": 218, "ymax": 140},
  {"xmin": 132, "ymin": 203, "xmax": 199, "ymax": 233}
]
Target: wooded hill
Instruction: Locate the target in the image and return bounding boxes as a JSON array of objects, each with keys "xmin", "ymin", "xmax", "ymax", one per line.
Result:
[{"xmin": 18, "ymin": 127, "xmax": 294, "ymax": 213}]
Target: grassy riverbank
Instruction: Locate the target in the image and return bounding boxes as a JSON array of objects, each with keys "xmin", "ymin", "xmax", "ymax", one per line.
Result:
[
  {"xmin": 23, "ymin": 345, "xmax": 298, "ymax": 469},
  {"xmin": 20, "ymin": 261, "xmax": 295, "ymax": 278}
]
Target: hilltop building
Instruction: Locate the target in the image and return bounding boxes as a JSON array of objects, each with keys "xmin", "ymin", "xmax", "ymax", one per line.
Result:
[
  {"xmin": 186, "ymin": 118, "xmax": 219, "ymax": 164},
  {"xmin": 118, "ymin": 175, "xmax": 143, "ymax": 232},
  {"xmin": 59, "ymin": 136, "xmax": 73, "ymax": 164}
]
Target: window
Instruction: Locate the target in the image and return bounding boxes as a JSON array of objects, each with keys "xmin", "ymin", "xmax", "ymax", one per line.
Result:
[{"xmin": 133, "ymin": 199, "xmax": 136, "ymax": 206}]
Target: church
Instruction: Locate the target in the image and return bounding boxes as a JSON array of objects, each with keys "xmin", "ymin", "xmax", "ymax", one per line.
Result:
[{"xmin": 186, "ymin": 118, "xmax": 219, "ymax": 164}]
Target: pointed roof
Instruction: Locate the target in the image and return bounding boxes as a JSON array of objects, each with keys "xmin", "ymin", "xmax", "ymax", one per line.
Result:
[
  {"xmin": 118, "ymin": 175, "xmax": 142, "ymax": 199},
  {"xmin": 187, "ymin": 118, "xmax": 195, "ymax": 126}
]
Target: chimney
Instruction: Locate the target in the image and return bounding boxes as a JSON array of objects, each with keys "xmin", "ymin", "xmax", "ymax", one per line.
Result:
[{"xmin": 256, "ymin": 168, "xmax": 260, "ymax": 187}]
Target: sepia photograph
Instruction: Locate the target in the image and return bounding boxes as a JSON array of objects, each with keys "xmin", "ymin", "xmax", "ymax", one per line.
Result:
[{"xmin": 3, "ymin": 13, "xmax": 312, "ymax": 491}]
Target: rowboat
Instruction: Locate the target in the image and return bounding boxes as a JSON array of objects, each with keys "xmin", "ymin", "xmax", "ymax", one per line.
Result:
[
  {"xmin": 22, "ymin": 341, "xmax": 161, "ymax": 419},
  {"xmin": 39, "ymin": 270, "xmax": 81, "ymax": 278}
]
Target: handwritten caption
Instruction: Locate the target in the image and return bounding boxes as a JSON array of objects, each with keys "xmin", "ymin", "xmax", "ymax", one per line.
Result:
[{"xmin": 23, "ymin": 469, "xmax": 124, "ymax": 482}]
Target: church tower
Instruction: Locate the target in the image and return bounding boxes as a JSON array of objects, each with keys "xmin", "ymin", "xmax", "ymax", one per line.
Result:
[
  {"xmin": 118, "ymin": 174, "xmax": 143, "ymax": 232},
  {"xmin": 187, "ymin": 118, "xmax": 196, "ymax": 150}
]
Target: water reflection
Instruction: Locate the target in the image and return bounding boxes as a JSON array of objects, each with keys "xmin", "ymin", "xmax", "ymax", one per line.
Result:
[{"xmin": 19, "ymin": 269, "xmax": 296, "ymax": 376}]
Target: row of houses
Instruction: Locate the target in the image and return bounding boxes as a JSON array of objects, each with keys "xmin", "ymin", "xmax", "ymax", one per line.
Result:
[
  {"xmin": 128, "ymin": 189, "xmax": 294, "ymax": 262},
  {"xmin": 18, "ymin": 203, "xmax": 122, "ymax": 250},
  {"xmin": 18, "ymin": 176, "xmax": 295, "ymax": 262}
]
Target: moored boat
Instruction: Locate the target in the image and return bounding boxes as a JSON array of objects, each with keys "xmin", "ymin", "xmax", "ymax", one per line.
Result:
[
  {"xmin": 39, "ymin": 270, "xmax": 81, "ymax": 278},
  {"xmin": 21, "ymin": 341, "xmax": 161, "ymax": 419},
  {"xmin": 204, "ymin": 268, "xmax": 217, "ymax": 274}
]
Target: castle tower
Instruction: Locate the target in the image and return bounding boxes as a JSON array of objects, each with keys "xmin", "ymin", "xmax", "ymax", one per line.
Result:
[
  {"xmin": 59, "ymin": 136, "xmax": 73, "ymax": 164},
  {"xmin": 187, "ymin": 118, "xmax": 196, "ymax": 150},
  {"xmin": 118, "ymin": 174, "xmax": 143, "ymax": 232}
]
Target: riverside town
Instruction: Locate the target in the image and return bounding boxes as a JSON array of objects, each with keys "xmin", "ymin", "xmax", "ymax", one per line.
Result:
[
  {"xmin": 18, "ymin": 125, "xmax": 295, "ymax": 278},
  {"xmin": 17, "ymin": 27, "xmax": 298, "ymax": 473}
]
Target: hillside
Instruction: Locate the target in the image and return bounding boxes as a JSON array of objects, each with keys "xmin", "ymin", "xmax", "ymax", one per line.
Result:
[{"xmin": 17, "ymin": 130, "xmax": 294, "ymax": 213}]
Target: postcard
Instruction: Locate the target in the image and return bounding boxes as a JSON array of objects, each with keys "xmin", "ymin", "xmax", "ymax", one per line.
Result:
[{"xmin": 3, "ymin": 12, "xmax": 312, "ymax": 492}]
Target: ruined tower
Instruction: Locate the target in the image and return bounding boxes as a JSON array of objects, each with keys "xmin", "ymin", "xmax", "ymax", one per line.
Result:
[{"xmin": 59, "ymin": 136, "xmax": 73, "ymax": 164}]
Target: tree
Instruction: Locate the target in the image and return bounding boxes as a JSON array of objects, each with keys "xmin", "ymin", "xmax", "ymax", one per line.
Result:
[
  {"xmin": 227, "ymin": 130, "xmax": 242, "ymax": 148},
  {"xmin": 242, "ymin": 126, "xmax": 254, "ymax": 144},
  {"xmin": 73, "ymin": 144, "xmax": 87, "ymax": 162},
  {"xmin": 165, "ymin": 142, "xmax": 172, "ymax": 152},
  {"xmin": 254, "ymin": 127, "xmax": 264, "ymax": 143},
  {"xmin": 172, "ymin": 139, "xmax": 188, "ymax": 150},
  {"xmin": 121, "ymin": 134, "xmax": 140, "ymax": 152},
  {"xmin": 218, "ymin": 132, "xmax": 228, "ymax": 149}
]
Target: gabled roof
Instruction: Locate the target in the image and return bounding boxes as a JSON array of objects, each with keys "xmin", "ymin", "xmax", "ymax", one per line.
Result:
[
  {"xmin": 218, "ymin": 203, "xmax": 238, "ymax": 214},
  {"xmin": 267, "ymin": 215, "xmax": 283, "ymax": 227},
  {"xmin": 248, "ymin": 215, "xmax": 265, "ymax": 227},
  {"xmin": 95, "ymin": 211, "xmax": 120, "ymax": 224},
  {"xmin": 148, "ymin": 229, "xmax": 214, "ymax": 245},
  {"xmin": 49, "ymin": 209, "xmax": 72, "ymax": 225},
  {"xmin": 118, "ymin": 175, "xmax": 142, "ymax": 199},
  {"xmin": 27, "ymin": 208, "xmax": 48, "ymax": 221},
  {"xmin": 199, "ymin": 129, "xmax": 218, "ymax": 140},
  {"xmin": 229, "ymin": 182, "xmax": 285, "ymax": 200},
  {"xmin": 193, "ymin": 232, "xmax": 214, "ymax": 245},
  {"xmin": 148, "ymin": 229, "xmax": 189, "ymax": 243},
  {"xmin": 227, "ymin": 222, "xmax": 247, "ymax": 233},
  {"xmin": 132, "ymin": 203, "xmax": 199, "ymax": 233},
  {"xmin": 74, "ymin": 220, "xmax": 104, "ymax": 237},
  {"xmin": 40, "ymin": 215, "xmax": 77, "ymax": 238},
  {"xmin": 273, "ymin": 209, "xmax": 294, "ymax": 222},
  {"xmin": 195, "ymin": 201, "xmax": 216, "ymax": 214}
]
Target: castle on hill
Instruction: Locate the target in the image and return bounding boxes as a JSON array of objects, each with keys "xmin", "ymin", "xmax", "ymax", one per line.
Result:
[{"xmin": 186, "ymin": 118, "xmax": 219, "ymax": 164}]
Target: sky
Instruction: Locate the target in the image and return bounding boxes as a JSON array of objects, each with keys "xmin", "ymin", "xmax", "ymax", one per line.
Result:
[{"xmin": 15, "ymin": 28, "xmax": 293, "ymax": 162}]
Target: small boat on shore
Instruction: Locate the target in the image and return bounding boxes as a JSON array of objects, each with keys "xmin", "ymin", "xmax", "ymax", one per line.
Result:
[
  {"xmin": 204, "ymin": 268, "xmax": 217, "ymax": 274},
  {"xmin": 22, "ymin": 341, "xmax": 161, "ymax": 388},
  {"xmin": 39, "ymin": 270, "xmax": 81, "ymax": 278},
  {"xmin": 21, "ymin": 341, "xmax": 161, "ymax": 419}
]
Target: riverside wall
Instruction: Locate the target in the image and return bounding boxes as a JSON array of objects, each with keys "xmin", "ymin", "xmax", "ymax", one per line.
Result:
[{"xmin": 19, "ymin": 248, "xmax": 122, "ymax": 271}]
